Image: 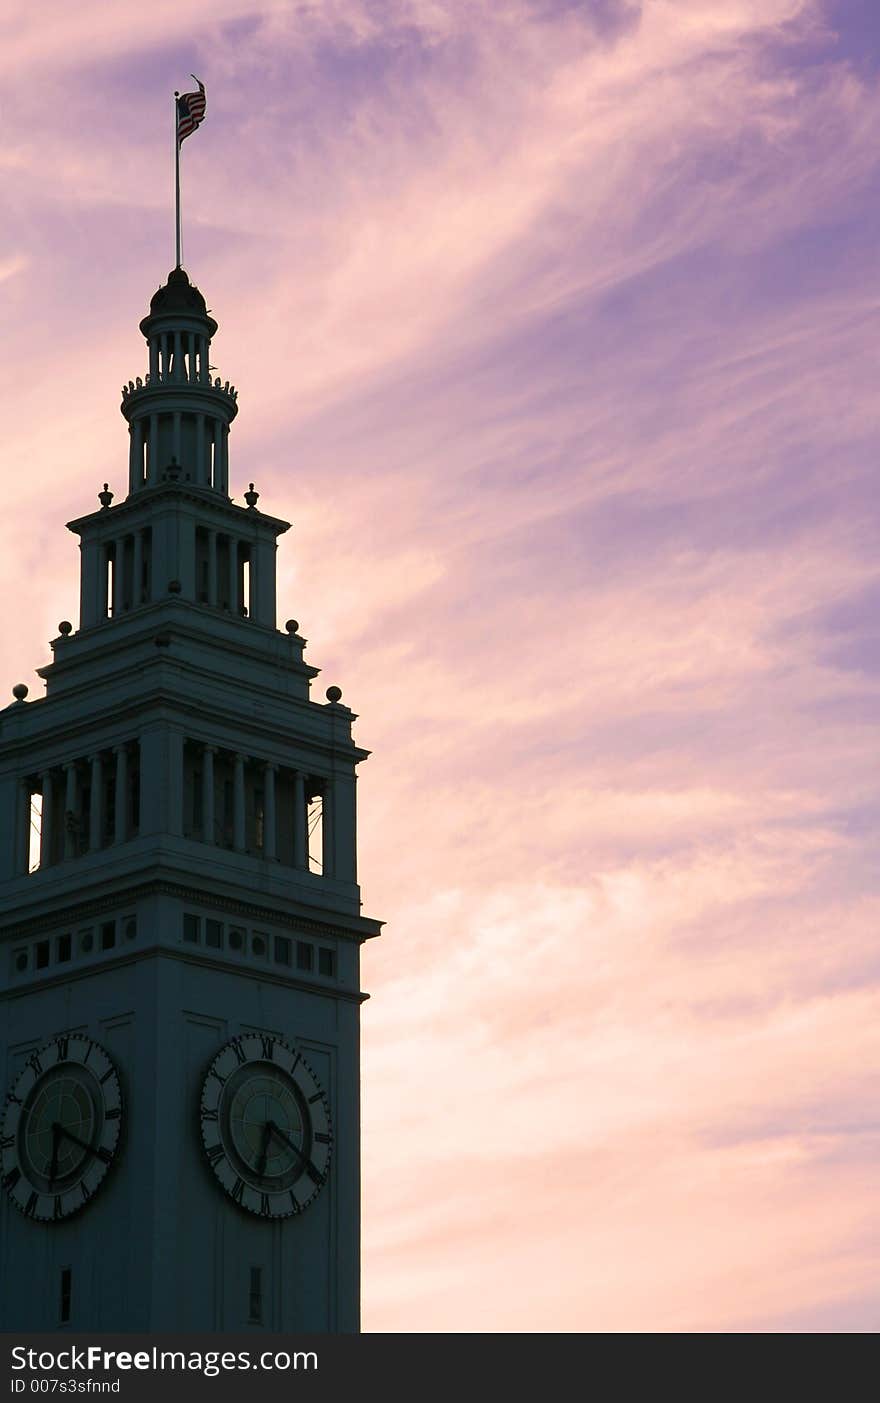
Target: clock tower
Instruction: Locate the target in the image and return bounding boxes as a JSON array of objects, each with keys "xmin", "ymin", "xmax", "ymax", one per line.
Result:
[{"xmin": 0, "ymin": 266, "xmax": 381, "ymax": 1332}]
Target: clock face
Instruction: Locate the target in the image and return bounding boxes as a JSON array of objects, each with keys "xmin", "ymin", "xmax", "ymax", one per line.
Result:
[
  {"xmin": 200, "ymin": 1034, "xmax": 331, "ymax": 1219},
  {"xmin": 1, "ymin": 1035, "xmax": 123, "ymax": 1222}
]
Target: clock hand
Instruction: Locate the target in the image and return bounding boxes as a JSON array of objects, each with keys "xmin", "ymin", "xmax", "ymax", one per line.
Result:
[
  {"xmin": 266, "ymin": 1120, "xmax": 322, "ymax": 1180},
  {"xmin": 54, "ymin": 1125, "xmax": 111, "ymax": 1164}
]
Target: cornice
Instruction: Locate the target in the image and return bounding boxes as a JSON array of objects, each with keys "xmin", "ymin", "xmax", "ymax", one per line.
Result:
[
  {"xmin": 0, "ymin": 875, "xmax": 381, "ymax": 943},
  {"xmin": 0, "ymin": 942, "xmax": 371, "ymax": 1006},
  {"xmin": 67, "ymin": 485, "xmax": 290, "ymax": 536}
]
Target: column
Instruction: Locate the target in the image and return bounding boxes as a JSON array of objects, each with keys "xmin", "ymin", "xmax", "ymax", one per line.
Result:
[
  {"xmin": 331, "ymin": 772, "xmax": 357, "ymax": 884},
  {"xmin": 133, "ymin": 531, "xmax": 143, "ymax": 606},
  {"xmin": 233, "ymin": 753, "xmax": 246, "ymax": 852},
  {"xmin": 138, "ymin": 729, "xmax": 163, "ymax": 836},
  {"xmin": 112, "ymin": 542, "xmax": 125, "ymax": 616},
  {"xmin": 263, "ymin": 762, "xmax": 276, "ymax": 860},
  {"xmin": 188, "ymin": 333, "xmax": 196, "ymax": 383},
  {"xmin": 16, "ymin": 779, "xmax": 31, "ymax": 875},
  {"xmin": 149, "ymin": 339, "xmax": 159, "ymax": 381},
  {"xmin": 196, "ymin": 415, "xmax": 205, "ymax": 486},
  {"xmin": 207, "ymin": 529, "xmax": 217, "ymax": 606},
  {"xmin": 174, "ymin": 331, "xmax": 182, "ymax": 380},
  {"xmin": 99, "ymin": 545, "xmax": 110, "ymax": 620},
  {"xmin": 79, "ymin": 540, "xmax": 103, "ymax": 629},
  {"xmin": 251, "ymin": 538, "xmax": 277, "ymax": 627},
  {"xmin": 40, "ymin": 770, "xmax": 54, "ymax": 868},
  {"xmin": 201, "ymin": 745, "xmax": 215, "ymax": 844},
  {"xmin": 128, "ymin": 423, "xmax": 138, "ymax": 489},
  {"xmin": 321, "ymin": 779, "xmax": 334, "ymax": 878},
  {"xmin": 293, "ymin": 771, "xmax": 307, "ymax": 870},
  {"xmin": 173, "ymin": 411, "xmax": 182, "ymax": 467},
  {"xmin": 228, "ymin": 537, "xmax": 238, "ymax": 614},
  {"xmin": 168, "ymin": 730, "xmax": 184, "ymax": 838},
  {"xmin": 114, "ymin": 745, "xmax": 128, "ymax": 844},
  {"xmin": 89, "ymin": 754, "xmax": 103, "ymax": 851},
  {"xmin": 212, "ymin": 421, "xmax": 221, "ymax": 490},
  {"xmin": 221, "ymin": 425, "xmax": 229, "ymax": 493},
  {"xmin": 149, "ymin": 414, "xmax": 159, "ymax": 484},
  {"xmin": 200, "ymin": 337, "xmax": 209, "ymax": 384},
  {"xmin": 64, "ymin": 762, "xmax": 78, "ymax": 859}
]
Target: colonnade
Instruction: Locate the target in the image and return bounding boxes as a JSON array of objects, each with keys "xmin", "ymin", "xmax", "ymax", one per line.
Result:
[{"xmin": 128, "ymin": 413, "xmax": 229, "ymax": 492}]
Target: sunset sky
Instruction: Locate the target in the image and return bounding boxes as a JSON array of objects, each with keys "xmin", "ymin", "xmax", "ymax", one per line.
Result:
[{"xmin": 2, "ymin": 0, "xmax": 879, "ymax": 1331}]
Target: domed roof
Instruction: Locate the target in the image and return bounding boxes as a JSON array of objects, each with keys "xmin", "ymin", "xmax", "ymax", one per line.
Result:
[{"xmin": 148, "ymin": 266, "xmax": 208, "ymax": 317}]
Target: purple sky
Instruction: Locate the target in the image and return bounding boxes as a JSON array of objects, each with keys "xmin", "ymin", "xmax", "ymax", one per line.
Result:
[{"xmin": 1, "ymin": 0, "xmax": 879, "ymax": 1331}]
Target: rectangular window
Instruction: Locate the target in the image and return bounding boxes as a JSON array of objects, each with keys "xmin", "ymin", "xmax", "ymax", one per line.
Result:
[
  {"xmin": 248, "ymin": 1266, "xmax": 262, "ymax": 1324},
  {"xmin": 318, "ymin": 947, "xmax": 335, "ymax": 978},
  {"xmin": 36, "ymin": 939, "xmax": 50, "ymax": 970},
  {"xmin": 28, "ymin": 789, "xmax": 43, "ymax": 873},
  {"xmin": 57, "ymin": 933, "xmax": 72, "ymax": 963},
  {"xmin": 183, "ymin": 914, "xmax": 200, "ymax": 943},
  {"xmin": 274, "ymin": 936, "xmax": 291, "ymax": 966},
  {"xmin": 101, "ymin": 921, "xmax": 116, "ymax": 951},
  {"xmin": 296, "ymin": 941, "xmax": 313, "ymax": 972},
  {"xmin": 60, "ymin": 1267, "xmax": 72, "ymax": 1324},
  {"xmin": 205, "ymin": 919, "xmax": 223, "ymax": 949}
]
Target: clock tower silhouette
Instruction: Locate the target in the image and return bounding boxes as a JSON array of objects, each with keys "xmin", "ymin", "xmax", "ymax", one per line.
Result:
[{"xmin": 0, "ymin": 265, "xmax": 381, "ymax": 1332}]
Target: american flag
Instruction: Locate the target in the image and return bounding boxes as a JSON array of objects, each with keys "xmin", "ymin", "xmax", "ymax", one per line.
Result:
[{"xmin": 177, "ymin": 79, "xmax": 206, "ymax": 145}]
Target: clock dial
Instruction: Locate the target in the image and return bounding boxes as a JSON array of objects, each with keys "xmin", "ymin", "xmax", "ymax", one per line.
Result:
[
  {"xmin": 1, "ymin": 1035, "xmax": 123, "ymax": 1222},
  {"xmin": 200, "ymin": 1034, "xmax": 331, "ymax": 1219}
]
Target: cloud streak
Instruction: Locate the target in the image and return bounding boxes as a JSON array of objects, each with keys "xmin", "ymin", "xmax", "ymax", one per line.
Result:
[{"xmin": 1, "ymin": 0, "xmax": 877, "ymax": 1331}]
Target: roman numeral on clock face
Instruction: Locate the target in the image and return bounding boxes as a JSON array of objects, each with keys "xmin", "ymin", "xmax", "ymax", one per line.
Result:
[
  {"xmin": 260, "ymin": 1037, "xmax": 274, "ymax": 1060},
  {"xmin": 56, "ymin": 1037, "xmax": 69, "ymax": 1061},
  {"xmin": 206, "ymin": 1143, "xmax": 224, "ymax": 1164},
  {"xmin": 0, "ymin": 1135, "xmax": 14, "ymax": 1150},
  {"xmin": 231, "ymin": 1178, "xmax": 245, "ymax": 1204},
  {"xmin": 24, "ymin": 1191, "xmax": 38, "ymax": 1218}
]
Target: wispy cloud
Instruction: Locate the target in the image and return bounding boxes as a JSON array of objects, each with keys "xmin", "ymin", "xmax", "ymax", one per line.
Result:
[{"xmin": 1, "ymin": 0, "xmax": 878, "ymax": 1331}]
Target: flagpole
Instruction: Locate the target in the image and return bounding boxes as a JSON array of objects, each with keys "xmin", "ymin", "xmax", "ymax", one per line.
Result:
[{"xmin": 174, "ymin": 90, "xmax": 181, "ymax": 268}]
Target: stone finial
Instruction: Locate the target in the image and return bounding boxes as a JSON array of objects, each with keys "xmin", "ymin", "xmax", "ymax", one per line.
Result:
[
  {"xmin": 326, "ymin": 686, "xmax": 342, "ymax": 704},
  {"xmin": 244, "ymin": 483, "xmax": 260, "ymax": 509},
  {"xmin": 11, "ymin": 683, "xmax": 28, "ymax": 702},
  {"xmin": 98, "ymin": 483, "xmax": 114, "ymax": 509},
  {"xmin": 58, "ymin": 621, "xmax": 72, "ymax": 636},
  {"xmin": 285, "ymin": 619, "xmax": 299, "ymax": 635}
]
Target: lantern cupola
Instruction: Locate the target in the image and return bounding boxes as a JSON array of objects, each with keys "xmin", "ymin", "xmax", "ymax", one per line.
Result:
[{"xmin": 120, "ymin": 266, "xmax": 237, "ymax": 496}]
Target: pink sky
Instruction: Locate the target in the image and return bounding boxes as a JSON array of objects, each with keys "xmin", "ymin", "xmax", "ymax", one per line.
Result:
[{"xmin": 2, "ymin": 0, "xmax": 879, "ymax": 1331}]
